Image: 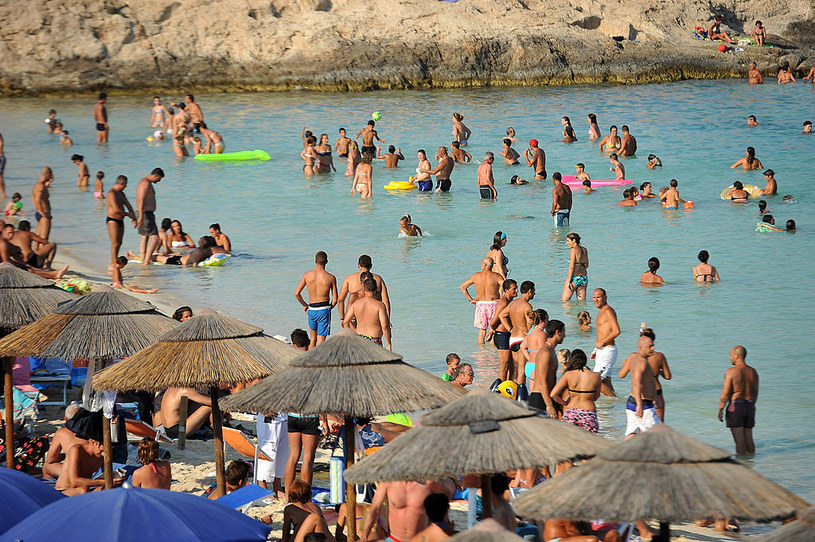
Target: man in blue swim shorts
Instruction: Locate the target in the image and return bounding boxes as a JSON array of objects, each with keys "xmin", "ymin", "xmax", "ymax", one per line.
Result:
[
  {"xmin": 294, "ymin": 250, "xmax": 338, "ymax": 349},
  {"xmin": 551, "ymin": 172, "xmax": 572, "ymax": 227}
]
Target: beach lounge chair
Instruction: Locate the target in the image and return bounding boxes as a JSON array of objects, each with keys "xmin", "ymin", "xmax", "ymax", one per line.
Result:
[
  {"xmin": 222, "ymin": 426, "xmax": 271, "ymax": 484},
  {"xmin": 216, "ymin": 482, "xmax": 273, "ymax": 514},
  {"xmin": 124, "ymin": 419, "xmax": 174, "ymax": 444}
]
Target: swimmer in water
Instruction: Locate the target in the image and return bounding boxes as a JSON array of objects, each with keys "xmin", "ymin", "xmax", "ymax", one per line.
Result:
[
  {"xmin": 758, "ymin": 214, "xmax": 784, "ymax": 232},
  {"xmin": 112, "ymin": 256, "xmax": 158, "ymax": 294},
  {"xmin": 94, "ymin": 171, "xmax": 104, "ymax": 199},
  {"xmin": 335, "ymin": 128, "xmax": 351, "ymax": 158},
  {"xmin": 618, "ymin": 188, "xmax": 637, "ymax": 207},
  {"xmin": 45, "ymin": 110, "xmax": 58, "ymax": 133},
  {"xmin": 4, "ymin": 193, "xmax": 23, "ymax": 216},
  {"xmin": 598, "ymin": 125, "xmax": 621, "ymax": 153},
  {"xmin": 693, "ymin": 250, "xmax": 720, "ymax": 282},
  {"xmin": 640, "ymin": 182, "xmax": 656, "ymax": 199},
  {"xmin": 608, "ymin": 153, "xmax": 625, "ymax": 181},
  {"xmin": 641, "ymin": 257, "xmax": 668, "ymax": 284},
  {"xmin": 777, "ymin": 62, "xmax": 795, "ymax": 84},
  {"xmin": 587, "ymin": 113, "xmax": 601, "ymax": 140},
  {"xmin": 351, "ymin": 152, "xmax": 373, "ymax": 199},
  {"xmin": 200, "ymin": 123, "xmax": 225, "ymax": 155},
  {"xmin": 500, "ymin": 139, "xmax": 520, "ymax": 165},
  {"xmin": 355, "ymin": 120, "xmax": 386, "ymax": 157},
  {"xmin": 450, "ymin": 141, "xmax": 472, "ymax": 163},
  {"xmin": 414, "ymin": 149, "xmax": 433, "ymax": 191},
  {"xmin": 505, "ymin": 127, "xmax": 518, "ymax": 142},
  {"xmin": 761, "ymin": 169, "xmax": 777, "ymax": 195},
  {"xmin": 314, "ymin": 133, "xmax": 335, "ymax": 173},
  {"xmin": 577, "ymin": 310, "xmax": 592, "ymax": 332},
  {"xmin": 647, "ymin": 154, "xmax": 663, "ymax": 169},
  {"xmin": 803, "ymin": 121, "xmax": 813, "ymax": 133},
  {"xmin": 301, "ymin": 135, "xmax": 317, "ymax": 176},
  {"xmin": 346, "ymin": 141, "xmax": 361, "ymax": 176},
  {"xmin": 150, "ymin": 97, "xmax": 170, "ymax": 129},
  {"xmin": 574, "ymin": 163, "xmax": 590, "ymax": 181},
  {"xmin": 376, "ymin": 145, "xmax": 404, "ymax": 168},
  {"xmin": 747, "ymin": 115, "xmax": 759, "ymax": 127},
  {"xmin": 757, "ymin": 200, "xmax": 768, "ymax": 214},
  {"xmin": 786, "ymin": 219, "xmax": 796, "ymax": 231},
  {"xmin": 582, "ymin": 180, "xmax": 594, "ymax": 194},
  {"xmin": 71, "ymin": 154, "xmax": 89, "ymax": 187},
  {"xmin": 399, "ymin": 214, "xmax": 422, "ymax": 237},
  {"xmin": 167, "ymin": 220, "xmax": 194, "ymax": 250},
  {"xmin": 524, "ymin": 139, "xmax": 546, "ymax": 181},
  {"xmin": 488, "ymin": 231, "xmax": 509, "ymax": 279},
  {"xmin": 59, "ymin": 129, "xmax": 73, "ymax": 147},
  {"xmin": 510, "ymin": 175, "xmax": 529, "ymax": 185},
  {"xmin": 452, "ymin": 113, "xmax": 471, "ymax": 146},
  {"xmin": 562, "ymin": 232, "xmax": 589, "ymax": 302},
  {"xmin": 561, "ymin": 116, "xmax": 577, "ymax": 143},
  {"xmin": 192, "ymin": 137, "xmax": 206, "ymax": 155},
  {"xmin": 664, "ymin": 179, "xmax": 686, "ymax": 209},
  {"xmin": 730, "ymin": 181, "xmax": 749, "ymax": 202}
]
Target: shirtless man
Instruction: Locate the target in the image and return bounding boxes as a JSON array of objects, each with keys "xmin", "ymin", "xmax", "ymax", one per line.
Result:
[
  {"xmin": 335, "ymin": 128, "xmax": 351, "ymax": 157},
  {"xmin": 498, "ymin": 281, "xmax": 535, "ymax": 391},
  {"xmin": 361, "ymin": 480, "xmax": 453, "ymax": 542},
  {"xmin": 489, "ymin": 279, "xmax": 518, "ymax": 384},
  {"xmin": 619, "ymin": 335, "xmax": 660, "ymax": 439},
  {"xmin": 0, "ymin": 224, "xmax": 67, "ymax": 278},
  {"xmin": 459, "ymin": 257, "xmax": 503, "ymax": 344},
  {"xmin": 530, "ymin": 320, "xmax": 565, "ymax": 419},
  {"xmin": 11, "ymin": 220, "xmax": 56, "ymax": 268},
  {"xmin": 591, "ymin": 288, "xmax": 620, "ymax": 397},
  {"xmin": 159, "ymin": 387, "xmax": 213, "ymax": 438},
  {"xmin": 105, "ymin": 175, "xmax": 136, "ymax": 268},
  {"xmin": 761, "ymin": 169, "xmax": 777, "ymax": 195},
  {"xmin": 664, "ymin": 179, "xmax": 686, "ymax": 209},
  {"xmin": 524, "ymin": 139, "xmax": 546, "ymax": 180},
  {"xmin": 641, "ymin": 328, "xmax": 671, "ymax": 421},
  {"xmin": 94, "ymin": 92, "xmax": 109, "ymax": 143},
  {"xmin": 551, "ymin": 172, "xmax": 573, "ymax": 227},
  {"xmin": 135, "ymin": 168, "xmax": 165, "ymax": 266},
  {"xmin": 423, "ymin": 146, "xmax": 454, "ymax": 193},
  {"xmin": 718, "ymin": 345, "xmax": 758, "ymax": 455},
  {"xmin": 500, "ymin": 138, "xmax": 521, "ymax": 165},
  {"xmin": 344, "ymin": 278, "xmax": 392, "ymax": 350},
  {"xmin": 450, "ymin": 141, "xmax": 471, "ymax": 163},
  {"xmin": 408, "ymin": 493, "xmax": 455, "ymax": 542},
  {"xmin": 137, "ymin": 236, "xmax": 221, "ymax": 266},
  {"xmin": 338, "ymin": 254, "xmax": 391, "ymax": 322},
  {"xmin": 356, "ymin": 120, "xmax": 386, "ymax": 157},
  {"xmin": 208, "ymin": 223, "xmax": 231, "ymax": 252},
  {"xmin": 55, "ymin": 437, "xmax": 119, "ymax": 495},
  {"xmin": 185, "ymin": 94, "xmax": 205, "ymax": 132},
  {"xmin": 477, "ymin": 152, "xmax": 497, "ymax": 200},
  {"xmin": 618, "ymin": 126, "xmax": 637, "ymax": 156},
  {"xmin": 200, "ymin": 123, "xmax": 224, "ymax": 154},
  {"xmin": 295, "ymin": 251, "xmax": 338, "ymax": 348},
  {"xmin": 43, "ymin": 404, "xmax": 87, "ymax": 479},
  {"xmin": 32, "ymin": 166, "xmax": 53, "ymax": 243},
  {"xmin": 376, "ymin": 145, "xmax": 404, "ymax": 167},
  {"xmin": 748, "ymin": 62, "xmax": 764, "ymax": 84}
]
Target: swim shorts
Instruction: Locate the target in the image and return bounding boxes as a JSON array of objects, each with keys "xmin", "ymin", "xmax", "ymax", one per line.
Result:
[
  {"xmin": 287, "ymin": 414, "xmax": 321, "ymax": 436},
  {"xmin": 338, "ymin": 153, "xmax": 348, "ymax": 158},
  {"xmin": 359, "ymin": 333, "xmax": 383, "ymax": 346},
  {"xmin": 528, "ymin": 393, "xmax": 561, "ymax": 416},
  {"xmin": 436, "ymin": 179, "xmax": 452, "ymax": 192},
  {"xmin": 138, "ymin": 211, "xmax": 158, "ymax": 236},
  {"xmin": 193, "ymin": 122, "xmax": 202, "ymax": 133},
  {"xmin": 165, "ymin": 255, "xmax": 182, "ymax": 265},
  {"xmin": 562, "ymin": 408, "xmax": 599, "ymax": 433},
  {"xmin": 554, "ymin": 209, "xmax": 570, "ymax": 227},
  {"xmin": 493, "ymin": 331, "xmax": 510, "ymax": 350},
  {"xmin": 96, "ymin": 123, "xmax": 106, "ymax": 132},
  {"xmin": 307, "ymin": 303, "xmax": 331, "ymax": 337},
  {"xmin": 591, "ymin": 345, "xmax": 618, "ymax": 378},
  {"xmin": 536, "ymin": 169, "xmax": 547, "ymax": 179},
  {"xmin": 625, "ymin": 397, "xmax": 661, "ymax": 436},
  {"xmin": 479, "ymin": 186, "xmax": 494, "ymax": 199},
  {"xmin": 417, "ymin": 180, "xmax": 433, "ymax": 191},
  {"xmin": 361, "ymin": 145, "xmax": 376, "ymax": 156},
  {"xmin": 473, "ymin": 300, "xmax": 497, "ymax": 330},
  {"xmin": 726, "ymin": 399, "xmax": 755, "ymax": 428}
]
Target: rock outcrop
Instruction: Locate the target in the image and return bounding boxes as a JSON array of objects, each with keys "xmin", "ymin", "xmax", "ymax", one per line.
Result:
[{"xmin": 0, "ymin": 0, "xmax": 813, "ymax": 95}]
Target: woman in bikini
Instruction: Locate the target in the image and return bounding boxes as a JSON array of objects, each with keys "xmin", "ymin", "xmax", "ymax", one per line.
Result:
[
  {"xmin": 641, "ymin": 257, "xmax": 668, "ymax": 285},
  {"xmin": 487, "ymin": 231, "xmax": 509, "ymax": 279},
  {"xmin": 452, "ymin": 112, "xmax": 472, "ymax": 146},
  {"xmin": 730, "ymin": 146, "xmax": 764, "ymax": 170},
  {"xmin": 301, "ymin": 136, "xmax": 317, "ymax": 176},
  {"xmin": 345, "ymin": 141, "xmax": 361, "ymax": 176},
  {"xmin": 693, "ymin": 250, "xmax": 720, "ymax": 282},
  {"xmin": 550, "ymin": 349, "xmax": 601, "ymax": 433},
  {"xmin": 167, "ymin": 220, "xmax": 194, "ymax": 250},
  {"xmin": 150, "ymin": 97, "xmax": 169, "ymax": 129},
  {"xmin": 351, "ymin": 153, "xmax": 373, "ymax": 198},
  {"xmin": 597, "ymin": 125, "xmax": 621, "ymax": 153},
  {"xmin": 562, "ymin": 232, "xmax": 589, "ymax": 302},
  {"xmin": 520, "ymin": 309, "xmax": 549, "ymax": 389},
  {"xmin": 314, "ymin": 133, "xmax": 335, "ymax": 173},
  {"xmin": 587, "ymin": 113, "xmax": 601, "ymax": 140},
  {"xmin": 131, "ymin": 438, "xmax": 171, "ymax": 489},
  {"xmin": 173, "ymin": 120, "xmax": 189, "ymax": 157}
]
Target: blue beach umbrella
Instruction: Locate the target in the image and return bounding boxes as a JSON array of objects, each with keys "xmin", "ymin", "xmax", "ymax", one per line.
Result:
[
  {"xmin": 0, "ymin": 468, "xmax": 65, "ymax": 535},
  {"xmin": 0, "ymin": 487, "xmax": 271, "ymax": 542}
]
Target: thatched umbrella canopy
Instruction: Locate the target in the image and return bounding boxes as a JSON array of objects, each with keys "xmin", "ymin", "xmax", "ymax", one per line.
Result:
[
  {"xmin": 755, "ymin": 507, "xmax": 815, "ymax": 542},
  {"xmin": 448, "ymin": 519, "xmax": 526, "ymax": 542},
  {"xmin": 219, "ymin": 331, "xmax": 463, "ymax": 539},
  {"xmin": 344, "ymin": 389, "xmax": 608, "ymax": 484},
  {"xmin": 0, "ymin": 286, "xmax": 177, "ymax": 482},
  {"xmin": 93, "ymin": 309, "xmax": 300, "ymax": 496},
  {"xmin": 514, "ymin": 425, "xmax": 810, "ymax": 541},
  {"xmin": 0, "ymin": 262, "xmax": 76, "ymax": 469}
]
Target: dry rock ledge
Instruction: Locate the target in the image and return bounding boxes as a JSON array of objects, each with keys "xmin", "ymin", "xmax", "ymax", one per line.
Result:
[{"xmin": 1, "ymin": 0, "xmax": 814, "ymax": 96}]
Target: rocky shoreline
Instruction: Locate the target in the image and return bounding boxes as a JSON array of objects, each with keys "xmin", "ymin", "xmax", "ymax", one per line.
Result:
[{"xmin": 1, "ymin": 0, "xmax": 813, "ymax": 96}]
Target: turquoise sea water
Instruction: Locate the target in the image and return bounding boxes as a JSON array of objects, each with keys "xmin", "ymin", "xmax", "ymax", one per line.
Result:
[{"xmin": 1, "ymin": 80, "xmax": 813, "ymax": 508}]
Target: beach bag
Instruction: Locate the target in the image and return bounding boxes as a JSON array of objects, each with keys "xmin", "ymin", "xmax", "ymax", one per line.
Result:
[
  {"xmin": 329, "ymin": 432, "xmax": 375, "ymax": 504},
  {"xmin": 14, "ymin": 435, "xmax": 48, "ymax": 473}
]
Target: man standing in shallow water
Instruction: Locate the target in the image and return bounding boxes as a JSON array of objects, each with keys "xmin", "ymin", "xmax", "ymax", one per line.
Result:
[
  {"xmin": 135, "ymin": 168, "xmax": 164, "ymax": 267},
  {"xmin": 294, "ymin": 251, "xmax": 338, "ymax": 348},
  {"xmin": 719, "ymin": 345, "xmax": 758, "ymax": 455},
  {"xmin": 551, "ymin": 172, "xmax": 572, "ymax": 227},
  {"xmin": 460, "ymin": 256, "xmax": 504, "ymax": 344},
  {"xmin": 105, "ymin": 175, "xmax": 136, "ymax": 269},
  {"xmin": 422, "ymin": 146, "xmax": 454, "ymax": 192},
  {"xmin": 94, "ymin": 92, "xmax": 109, "ymax": 143},
  {"xmin": 591, "ymin": 288, "xmax": 620, "ymax": 397}
]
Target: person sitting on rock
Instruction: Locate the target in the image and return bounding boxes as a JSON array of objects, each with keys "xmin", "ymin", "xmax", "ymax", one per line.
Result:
[{"xmin": 708, "ymin": 15, "xmax": 735, "ymax": 44}]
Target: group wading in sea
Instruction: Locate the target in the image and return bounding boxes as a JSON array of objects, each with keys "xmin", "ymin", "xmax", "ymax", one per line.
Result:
[{"xmin": 0, "ymin": 61, "xmax": 810, "ymax": 542}]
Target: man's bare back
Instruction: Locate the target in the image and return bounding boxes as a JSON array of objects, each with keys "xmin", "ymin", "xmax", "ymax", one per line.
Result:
[
  {"xmin": 55, "ymin": 440, "xmax": 105, "ymax": 495},
  {"xmin": 43, "ymin": 428, "xmax": 87, "ymax": 479}
]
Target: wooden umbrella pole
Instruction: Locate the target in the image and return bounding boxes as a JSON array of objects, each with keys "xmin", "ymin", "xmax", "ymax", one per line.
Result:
[
  {"xmin": 655, "ymin": 521, "xmax": 671, "ymax": 542},
  {"xmin": 211, "ymin": 385, "xmax": 226, "ymax": 498},
  {"xmin": 480, "ymin": 475, "xmax": 493, "ymax": 519},
  {"xmin": 4, "ymin": 357, "xmax": 14, "ymax": 469},
  {"xmin": 102, "ymin": 415, "xmax": 113, "ymax": 489},
  {"xmin": 345, "ymin": 416, "xmax": 357, "ymax": 541}
]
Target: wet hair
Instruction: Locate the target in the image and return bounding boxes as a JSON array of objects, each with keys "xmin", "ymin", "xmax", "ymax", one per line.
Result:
[
  {"xmin": 160, "ymin": 218, "xmax": 172, "ymax": 231},
  {"xmin": 367, "ymin": 120, "xmax": 375, "ymax": 126},
  {"xmin": 453, "ymin": 113, "xmax": 464, "ymax": 121},
  {"xmin": 576, "ymin": 162, "xmax": 585, "ymax": 169},
  {"xmin": 71, "ymin": 154, "xmax": 83, "ymax": 161},
  {"xmin": 291, "ymin": 328, "xmax": 309, "ymax": 348},
  {"xmin": 565, "ymin": 349, "xmax": 588, "ymax": 371},
  {"xmin": 151, "ymin": 168, "xmax": 165, "ymax": 177},
  {"xmin": 424, "ymin": 493, "xmax": 450, "ymax": 523},
  {"xmin": 363, "ymin": 277, "xmax": 377, "ymax": 292},
  {"xmin": 451, "ymin": 141, "xmax": 460, "ymax": 149},
  {"xmin": 562, "ymin": 116, "xmax": 571, "ymax": 124},
  {"xmin": 18, "ymin": 220, "xmax": 31, "ymax": 231},
  {"xmin": 400, "ymin": 214, "xmax": 411, "ymax": 224},
  {"xmin": 359, "ymin": 271, "xmax": 373, "ymax": 283},
  {"xmin": 116, "ymin": 256, "xmax": 127, "ymax": 266},
  {"xmin": 758, "ymin": 200, "xmax": 767, "ymax": 212},
  {"xmin": 96, "ymin": 171, "xmax": 104, "ymax": 180},
  {"xmin": 138, "ymin": 438, "xmax": 159, "ymax": 464},
  {"xmin": 733, "ymin": 181, "xmax": 744, "ymax": 190},
  {"xmin": 446, "ymin": 353, "xmax": 460, "ymax": 366},
  {"xmin": 786, "ymin": 219, "xmax": 796, "ymax": 231},
  {"xmin": 582, "ymin": 180, "xmax": 592, "ymax": 187},
  {"xmin": 698, "ymin": 250, "xmax": 710, "ymax": 263},
  {"xmin": 621, "ymin": 124, "xmax": 629, "ymax": 132},
  {"xmin": 339, "ymin": 127, "xmax": 346, "ymax": 132},
  {"xmin": 484, "ymin": 151, "xmax": 494, "ymax": 161},
  {"xmin": 669, "ymin": 179, "xmax": 678, "ymax": 188},
  {"xmin": 566, "ymin": 232, "xmax": 581, "ymax": 244},
  {"xmin": 490, "ymin": 473, "xmax": 510, "ymax": 495},
  {"xmin": 609, "ymin": 124, "xmax": 618, "ymax": 131},
  {"xmin": 358, "ymin": 254, "xmax": 372, "ymax": 269},
  {"xmin": 225, "ymin": 460, "xmax": 250, "ymax": 487},
  {"xmin": 762, "ymin": 214, "xmax": 774, "ymax": 224},
  {"xmin": 172, "ymin": 306, "xmax": 192, "ymax": 321},
  {"xmin": 304, "ymin": 130, "xmax": 313, "ymax": 139},
  {"xmin": 622, "ymin": 188, "xmax": 631, "ymax": 199},
  {"xmin": 209, "ymin": 223, "xmax": 221, "ymax": 232},
  {"xmin": 503, "ymin": 138, "xmax": 512, "ymax": 146},
  {"xmin": 588, "ymin": 113, "xmax": 597, "ymax": 124},
  {"xmin": 177, "ymin": 103, "xmax": 186, "ymax": 110},
  {"xmin": 99, "ymin": 92, "xmax": 107, "ymax": 100},
  {"xmin": 640, "ymin": 327, "xmax": 656, "ymax": 340},
  {"xmin": 764, "ymin": 169, "xmax": 775, "ymax": 177},
  {"xmin": 748, "ymin": 115, "xmax": 757, "ymax": 121},
  {"xmin": 640, "ymin": 182, "xmax": 651, "ymax": 191},
  {"xmin": 544, "ymin": 319, "xmax": 565, "ymax": 337},
  {"xmin": 609, "ymin": 153, "xmax": 618, "ymax": 160},
  {"xmin": 200, "ymin": 236, "xmax": 217, "ymax": 248},
  {"xmin": 648, "ymin": 154, "xmax": 657, "ymax": 161},
  {"xmin": 520, "ymin": 280, "xmax": 535, "ymax": 294},
  {"xmin": 315, "ymin": 251, "xmax": 328, "ymax": 265},
  {"xmin": 577, "ymin": 310, "xmax": 590, "ymax": 325},
  {"xmin": 306, "ymin": 136, "xmax": 317, "ymax": 145},
  {"xmin": 553, "ymin": 171, "xmax": 562, "ymax": 181},
  {"xmin": 506, "ymin": 127, "xmax": 515, "ymax": 135},
  {"xmin": 804, "ymin": 121, "xmax": 812, "ymax": 127},
  {"xmin": 491, "ymin": 231, "xmax": 505, "ymax": 250},
  {"xmin": 647, "ymin": 257, "xmax": 660, "ymax": 273},
  {"xmin": 746, "ymin": 146, "xmax": 756, "ymax": 161},
  {"xmin": 502, "ymin": 279, "xmax": 517, "ymax": 290},
  {"xmin": 526, "ymin": 308, "xmax": 548, "ymax": 326},
  {"xmin": 388, "ymin": 145, "xmax": 396, "ymax": 153},
  {"xmin": 186, "ymin": 93, "xmax": 195, "ymax": 101}
]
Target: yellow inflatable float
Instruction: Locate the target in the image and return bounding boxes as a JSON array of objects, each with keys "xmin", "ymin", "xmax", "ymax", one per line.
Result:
[{"xmin": 384, "ymin": 180, "xmax": 417, "ymax": 191}]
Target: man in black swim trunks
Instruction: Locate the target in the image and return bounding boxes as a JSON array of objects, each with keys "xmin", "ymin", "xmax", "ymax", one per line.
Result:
[
  {"xmin": 356, "ymin": 120, "xmax": 385, "ymax": 156},
  {"xmin": 105, "ymin": 175, "xmax": 136, "ymax": 269},
  {"xmin": 93, "ymin": 92, "xmax": 108, "ymax": 143},
  {"xmin": 477, "ymin": 152, "xmax": 497, "ymax": 200},
  {"xmin": 135, "ymin": 168, "xmax": 164, "ymax": 266},
  {"xmin": 718, "ymin": 345, "xmax": 759, "ymax": 455},
  {"xmin": 489, "ymin": 279, "xmax": 518, "ymax": 385},
  {"xmin": 424, "ymin": 146, "xmax": 454, "ymax": 192},
  {"xmin": 145, "ymin": 236, "xmax": 221, "ymax": 266}
]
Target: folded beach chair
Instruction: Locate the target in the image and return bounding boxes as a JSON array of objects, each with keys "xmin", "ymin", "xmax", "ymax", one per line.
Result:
[
  {"xmin": 222, "ymin": 426, "xmax": 271, "ymax": 484},
  {"xmin": 124, "ymin": 418, "xmax": 174, "ymax": 444},
  {"xmin": 216, "ymin": 482, "xmax": 274, "ymax": 514}
]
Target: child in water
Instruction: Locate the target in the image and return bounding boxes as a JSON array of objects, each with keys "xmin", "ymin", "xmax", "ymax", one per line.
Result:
[
  {"xmin": 94, "ymin": 171, "xmax": 104, "ymax": 199},
  {"xmin": 641, "ymin": 257, "xmax": 668, "ymax": 284},
  {"xmin": 4, "ymin": 193, "xmax": 24, "ymax": 216},
  {"xmin": 582, "ymin": 180, "xmax": 594, "ymax": 194},
  {"xmin": 647, "ymin": 154, "xmax": 663, "ymax": 169},
  {"xmin": 608, "ymin": 153, "xmax": 625, "ymax": 181},
  {"xmin": 399, "ymin": 214, "xmax": 422, "ymax": 237},
  {"xmin": 577, "ymin": 311, "xmax": 592, "ymax": 332},
  {"xmin": 112, "ymin": 257, "xmax": 158, "ymax": 293},
  {"xmin": 574, "ymin": 163, "xmax": 590, "ymax": 181},
  {"xmin": 441, "ymin": 353, "xmax": 460, "ymax": 381},
  {"xmin": 450, "ymin": 141, "xmax": 472, "ymax": 163}
]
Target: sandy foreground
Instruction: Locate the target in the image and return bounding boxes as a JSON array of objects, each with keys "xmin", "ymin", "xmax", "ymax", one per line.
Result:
[{"xmin": 24, "ymin": 252, "xmax": 745, "ymax": 541}]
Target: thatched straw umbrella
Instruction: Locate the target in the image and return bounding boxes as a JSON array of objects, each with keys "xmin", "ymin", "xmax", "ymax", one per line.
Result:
[
  {"xmin": 448, "ymin": 519, "xmax": 526, "ymax": 541},
  {"xmin": 0, "ymin": 262, "xmax": 75, "ymax": 469},
  {"xmin": 755, "ymin": 506, "xmax": 815, "ymax": 542},
  {"xmin": 0, "ymin": 286, "xmax": 177, "ymax": 483},
  {"xmin": 219, "ymin": 331, "xmax": 463, "ymax": 539},
  {"xmin": 93, "ymin": 309, "xmax": 300, "ymax": 496},
  {"xmin": 514, "ymin": 425, "xmax": 810, "ymax": 541}
]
